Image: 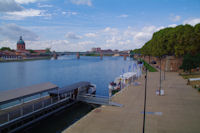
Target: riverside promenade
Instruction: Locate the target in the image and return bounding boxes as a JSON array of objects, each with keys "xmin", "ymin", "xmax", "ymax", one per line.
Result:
[{"xmin": 63, "ymin": 72, "xmax": 200, "ymax": 133}]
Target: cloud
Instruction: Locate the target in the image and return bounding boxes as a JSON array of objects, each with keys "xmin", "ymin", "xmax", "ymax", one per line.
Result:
[
  {"xmin": 2, "ymin": 9, "xmax": 51, "ymax": 20},
  {"xmin": 0, "ymin": 23, "xmax": 39, "ymax": 41},
  {"xmin": 0, "ymin": 0, "xmax": 51, "ymax": 20},
  {"xmin": 0, "ymin": 25, "xmax": 164, "ymax": 52},
  {"xmin": 168, "ymin": 24, "xmax": 177, "ymax": 27},
  {"xmin": 118, "ymin": 14, "xmax": 128, "ymax": 18},
  {"xmin": 37, "ymin": 3, "xmax": 53, "ymax": 8},
  {"xmin": 15, "ymin": 0, "xmax": 39, "ymax": 4},
  {"xmin": 183, "ymin": 18, "xmax": 200, "ymax": 26},
  {"xmin": 65, "ymin": 32, "xmax": 82, "ymax": 40},
  {"xmin": 0, "ymin": 0, "xmax": 23, "ymax": 12},
  {"xmin": 169, "ymin": 15, "xmax": 181, "ymax": 22},
  {"xmin": 85, "ymin": 33, "xmax": 96, "ymax": 37},
  {"xmin": 63, "ymin": 11, "xmax": 78, "ymax": 16},
  {"xmin": 62, "ymin": 12, "xmax": 67, "ymax": 15},
  {"xmin": 26, "ymin": 40, "xmax": 93, "ymax": 52},
  {"xmin": 100, "ymin": 25, "xmax": 163, "ymax": 50},
  {"xmin": 103, "ymin": 27, "xmax": 119, "ymax": 35},
  {"xmin": 78, "ymin": 41, "xmax": 94, "ymax": 45},
  {"xmin": 69, "ymin": 0, "xmax": 92, "ymax": 6}
]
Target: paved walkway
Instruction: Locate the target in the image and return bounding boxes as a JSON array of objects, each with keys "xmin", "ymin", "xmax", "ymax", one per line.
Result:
[{"xmin": 63, "ymin": 72, "xmax": 200, "ymax": 133}]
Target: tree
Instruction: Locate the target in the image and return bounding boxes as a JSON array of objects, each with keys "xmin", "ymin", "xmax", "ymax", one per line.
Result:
[
  {"xmin": 0, "ymin": 47, "xmax": 11, "ymax": 51},
  {"xmin": 45, "ymin": 48, "xmax": 51, "ymax": 53},
  {"xmin": 28, "ymin": 49, "xmax": 36, "ymax": 53},
  {"xmin": 180, "ymin": 54, "xmax": 200, "ymax": 73},
  {"xmin": 134, "ymin": 23, "xmax": 200, "ymax": 57}
]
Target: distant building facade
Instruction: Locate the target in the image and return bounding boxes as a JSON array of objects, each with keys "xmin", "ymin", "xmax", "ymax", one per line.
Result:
[
  {"xmin": 91, "ymin": 47, "xmax": 101, "ymax": 52},
  {"xmin": 0, "ymin": 36, "xmax": 51, "ymax": 61}
]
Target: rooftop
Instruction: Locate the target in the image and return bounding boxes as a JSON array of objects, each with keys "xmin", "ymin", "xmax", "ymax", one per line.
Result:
[{"xmin": 0, "ymin": 82, "xmax": 58, "ymax": 105}]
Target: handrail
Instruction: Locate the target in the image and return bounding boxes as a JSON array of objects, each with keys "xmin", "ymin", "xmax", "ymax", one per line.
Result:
[
  {"xmin": 78, "ymin": 94, "xmax": 109, "ymax": 99},
  {"xmin": 0, "ymin": 95, "xmax": 70, "ymax": 127}
]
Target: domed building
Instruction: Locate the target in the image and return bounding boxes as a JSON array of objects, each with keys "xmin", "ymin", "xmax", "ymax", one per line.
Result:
[
  {"xmin": 15, "ymin": 36, "xmax": 50, "ymax": 57},
  {"xmin": 17, "ymin": 36, "xmax": 26, "ymax": 51}
]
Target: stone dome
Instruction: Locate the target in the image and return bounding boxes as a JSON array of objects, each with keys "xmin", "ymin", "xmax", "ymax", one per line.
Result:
[{"xmin": 17, "ymin": 36, "xmax": 25, "ymax": 45}]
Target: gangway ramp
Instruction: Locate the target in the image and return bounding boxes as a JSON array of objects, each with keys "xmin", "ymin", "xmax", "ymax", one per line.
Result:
[{"xmin": 77, "ymin": 95, "xmax": 123, "ymax": 107}]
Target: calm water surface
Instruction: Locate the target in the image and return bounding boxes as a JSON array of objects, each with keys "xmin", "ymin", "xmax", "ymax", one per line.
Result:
[
  {"xmin": 0, "ymin": 55, "xmax": 134, "ymax": 96},
  {"xmin": 0, "ymin": 56, "xmax": 135, "ymax": 132}
]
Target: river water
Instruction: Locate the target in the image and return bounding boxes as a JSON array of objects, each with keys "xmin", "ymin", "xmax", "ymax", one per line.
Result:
[
  {"xmin": 0, "ymin": 55, "xmax": 135, "ymax": 96},
  {"xmin": 0, "ymin": 55, "xmax": 135, "ymax": 133}
]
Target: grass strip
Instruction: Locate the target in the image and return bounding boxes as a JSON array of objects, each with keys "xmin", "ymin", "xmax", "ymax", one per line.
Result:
[{"xmin": 141, "ymin": 59, "xmax": 157, "ymax": 72}]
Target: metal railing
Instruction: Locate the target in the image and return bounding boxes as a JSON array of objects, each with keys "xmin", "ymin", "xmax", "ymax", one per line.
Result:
[
  {"xmin": 0, "ymin": 92, "xmax": 72, "ymax": 126},
  {"xmin": 77, "ymin": 94, "xmax": 110, "ymax": 105}
]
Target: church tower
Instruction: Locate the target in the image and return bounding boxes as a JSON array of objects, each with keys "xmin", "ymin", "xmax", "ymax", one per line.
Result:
[{"xmin": 17, "ymin": 36, "xmax": 25, "ymax": 51}]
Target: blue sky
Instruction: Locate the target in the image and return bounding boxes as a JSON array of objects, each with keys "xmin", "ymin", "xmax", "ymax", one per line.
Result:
[{"xmin": 0, "ymin": 0, "xmax": 200, "ymax": 51}]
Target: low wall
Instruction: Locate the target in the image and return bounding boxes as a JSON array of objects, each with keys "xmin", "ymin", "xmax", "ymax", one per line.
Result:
[{"xmin": 134, "ymin": 55, "xmax": 183, "ymax": 72}]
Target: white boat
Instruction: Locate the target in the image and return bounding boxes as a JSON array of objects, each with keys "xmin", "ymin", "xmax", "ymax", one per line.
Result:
[
  {"xmin": 115, "ymin": 72, "xmax": 137, "ymax": 85},
  {"xmin": 109, "ymin": 72, "xmax": 137, "ymax": 96}
]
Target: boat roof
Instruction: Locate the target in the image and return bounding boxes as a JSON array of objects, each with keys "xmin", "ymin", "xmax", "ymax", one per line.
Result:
[
  {"xmin": 49, "ymin": 81, "xmax": 90, "ymax": 95},
  {"xmin": 122, "ymin": 72, "xmax": 137, "ymax": 79},
  {"xmin": 0, "ymin": 82, "xmax": 58, "ymax": 105}
]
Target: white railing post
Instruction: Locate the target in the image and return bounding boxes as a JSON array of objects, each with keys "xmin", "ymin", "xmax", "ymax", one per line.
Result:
[
  {"xmin": 8, "ymin": 113, "xmax": 10, "ymax": 121},
  {"xmin": 57, "ymin": 88, "xmax": 59, "ymax": 101},
  {"xmin": 51, "ymin": 97, "xmax": 53, "ymax": 104},
  {"xmin": 20, "ymin": 107, "xmax": 23, "ymax": 116},
  {"xmin": 42, "ymin": 100, "xmax": 44, "ymax": 108},
  {"xmin": 32, "ymin": 104, "xmax": 34, "ymax": 111}
]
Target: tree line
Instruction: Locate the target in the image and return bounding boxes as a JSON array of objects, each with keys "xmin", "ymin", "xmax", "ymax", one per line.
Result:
[
  {"xmin": 132, "ymin": 23, "xmax": 200, "ymax": 57},
  {"xmin": 131, "ymin": 23, "xmax": 200, "ymax": 72}
]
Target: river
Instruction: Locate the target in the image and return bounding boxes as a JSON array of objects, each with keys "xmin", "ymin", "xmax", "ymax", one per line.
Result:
[
  {"xmin": 0, "ymin": 55, "xmax": 135, "ymax": 96},
  {"xmin": 0, "ymin": 55, "xmax": 135, "ymax": 133}
]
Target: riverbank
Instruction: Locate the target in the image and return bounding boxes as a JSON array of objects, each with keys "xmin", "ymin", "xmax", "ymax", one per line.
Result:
[
  {"xmin": 0, "ymin": 56, "xmax": 51, "ymax": 63},
  {"xmin": 63, "ymin": 71, "xmax": 200, "ymax": 133}
]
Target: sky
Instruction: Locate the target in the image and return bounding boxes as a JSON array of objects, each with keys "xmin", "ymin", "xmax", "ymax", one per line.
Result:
[{"xmin": 0, "ymin": 0, "xmax": 200, "ymax": 52}]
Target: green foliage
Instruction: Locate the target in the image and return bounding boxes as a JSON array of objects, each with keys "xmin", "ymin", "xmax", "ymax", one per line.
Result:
[
  {"xmin": 45, "ymin": 48, "xmax": 51, "ymax": 53},
  {"xmin": 28, "ymin": 49, "xmax": 36, "ymax": 53},
  {"xmin": 141, "ymin": 59, "xmax": 157, "ymax": 72},
  {"xmin": 133, "ymin": 23, "xmax": 200, "ymax": 57},
  {"xmin": 180, "ymin": 53, "xmax": 200, "ymax": 72},
  {"xmin": 131, "ymin": 49, "xmax": 142, "ymax": 54},
  {"xmin": 112, "ymin": 89, "xmax": 120, "ymax": 95},
  {"xmin": 0, "ymin": 47, "xmax": 12, "ymax": 51}
]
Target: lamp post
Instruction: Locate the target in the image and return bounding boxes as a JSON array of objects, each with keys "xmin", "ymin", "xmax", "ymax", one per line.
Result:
[
  {"xmin": 163, "ymin": 55, "xmax": 166, "ymax": 80},
  {"xmin": 159, "ymin": 57, "xmax": 162, "ymax": 95},
  {"xmin": 142, "ymin": 67, "xmax": 148, "ymax": 133}
]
